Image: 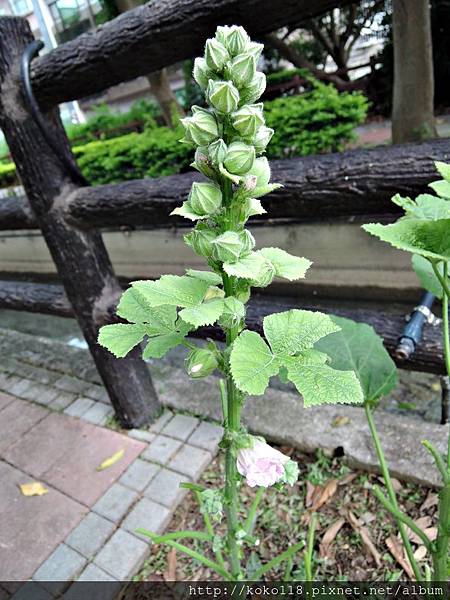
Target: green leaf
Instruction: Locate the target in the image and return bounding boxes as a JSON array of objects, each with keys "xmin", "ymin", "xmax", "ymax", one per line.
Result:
[
  {"xmin": 199, "ymin": 489, "xmax": 223, "ymax": 522},
  {"xmin": 131, "ymin": 275, "xmax": 210, "ymax": 308},
  {"xmin": 316, "ymin": 316, "xmax": 397, "ymax": 403},
  {"xmin": 186, "ymin": 269, "xmax": 222, "ymax": 285},
  {"xmin": 117, "ymin": 290, "xmax": 178, "ymax": 332},
  {"xmin": 171, "ymin": 201, "xmax": 208, "ymax": 221},
  {"xmin": 230, "ymin": 330, "xmax": 279, "ymax": 395},
  {"xmin": 98, "ymin": 323, "xmax": 146, "ymax": 358},
  {"xmin": 394, "ymin": 193, "xmax": 450, "ymax": 221},
  {"xmin": 285, "ymin": 350, "xmax": 363, "ymax": 407},
  {"xmin": 223, "ymin": 252, "xmax": 269, "ymax": 280},
  {"xmin": 412, "ymin": 254, "xmax": 444, "ymax": 299},
  {"xmin": 363, "ymin": 219, "xmax": 450, "ymax": 262},
  {"xmin": 282, "ymin": 459, "xmax": 299, "ymax": 486},
  {"xmin": 258, "ymin": 248, "xmax": 312, "ymax": 281},
  {"xmin": 263, "ymin": 309, "xmax": 340, "ymax": 356},
  {"xmin": 429, "ymin": 179, "xmax": 450, "ymax": 199},
  {"xmin": 179, "ymin": 298, "xmax": 225, "ymax": 327},
  {"xmin": 142, "ymin": 332, "xmax": 186, "ymax": 359},
  {"xmin": 435, "ymin": 161, "xmax": 450, "ymax": 183}
]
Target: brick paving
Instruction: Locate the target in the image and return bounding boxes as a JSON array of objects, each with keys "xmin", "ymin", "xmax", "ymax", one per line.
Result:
[{"xmin": 0, "ymin": 353, "xmax": 222, "ymax": 587}]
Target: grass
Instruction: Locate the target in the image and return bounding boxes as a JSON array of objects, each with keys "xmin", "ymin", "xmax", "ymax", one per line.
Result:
[{"xmin": 135, "ymin": 447, "xmax": 435, "ymax": 581}]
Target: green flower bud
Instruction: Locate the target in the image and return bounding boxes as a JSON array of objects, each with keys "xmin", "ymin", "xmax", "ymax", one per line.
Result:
[
  {"xmin": 218, "ymin": 296, "xmax": 245, "ymax": 329},
  {"xmin": 211, "ymin": 230, "xmax": 254, "ymax": 263},
  {"xmin": 252, "ymin": 257, "xmax": 276, "ymax": 288},
  {"xmin": 185, "ymin": 347, "xmax": 218, "ymax": 379},
  {"xmin": 181, "ymin": 110, "xmax": 219, "ymax": 146},
  {"xmin": 189, "ymin": 182, "xmax": 222, "ymax": 216},
  {"xmin": 193, "ymin": 57, "xmax": 215, "ymax": 90},
  {"xmin": 205, "ymin": 38, "xmax": 230, "ymax": 72},
  {"xmin": 192, "ymin": 147, "xmax": 215, "ymax": 179},
  {"xmin": 231, "ymin": 105, "xmax": 264, "ymax": 138},
  {"xmin": 246, "ymin": 157, "xmax": 271, "ymax": 187},
  {"xmin": 240, "ymin": 71, "xmax": 266, "ymax": 104},
  {"xmin": 224, "ymin": 141, "xmax": 255, "ymax": 175},
  {"xmin": 216, "ymin": 25, "xmax": 250, "ymax": 56},
  {"xmin": 253, "ymin": 125, "xmax": 274, "ymax": 153},
  {"xmin": 185, "ymin": 227, "xmax": 217, "ymax": 257},
  {"xmin": 207, "ymin": 80, "xmax": 240, "ymax": 114},
  {"xmin": 226, "ymin": 53, "xmax": 256, "ymax": 88},
  {"xmin": 247, "ymin": 41, "xmax": 264, "ymax": 61},
  {"xmin": 208, "ymin": 139, "xmax": 228, "ymax": 164}
]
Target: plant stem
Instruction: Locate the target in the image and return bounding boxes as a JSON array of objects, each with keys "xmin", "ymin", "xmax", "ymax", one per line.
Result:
[
  {"xmin": 365, "ymin": 403, "xmax": 422, "ymax": 580},
  {"xmin": 304, "ymin": 513, "xmax": 317, "ymax": 581},
  {"xmin": 433, "ymin": 262, "xmax": 450, "ymax": 580},
  {"xmin": 244, "ymin": 486, "xmax": 264, "ymax": 535}
]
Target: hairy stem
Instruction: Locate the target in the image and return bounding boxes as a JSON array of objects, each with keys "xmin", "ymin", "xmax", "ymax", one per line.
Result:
[
  {"xmin": 365, "ymin": 403, "xmax": 422, "ymax": 580},
  {"xmin": 304, "ymin": 513, "xmax": 317, "ymax": 581}
]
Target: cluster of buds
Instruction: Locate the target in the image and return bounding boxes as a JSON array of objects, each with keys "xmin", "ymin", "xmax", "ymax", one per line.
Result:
[{"xmin": 173, "ymin": 26, "xmax": 279, "ymax": 288}]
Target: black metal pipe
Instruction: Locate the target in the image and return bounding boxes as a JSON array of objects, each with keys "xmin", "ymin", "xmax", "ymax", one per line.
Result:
[{"xmin": 395, "ymin": 292, "xmax": 436, "ymax": 361}]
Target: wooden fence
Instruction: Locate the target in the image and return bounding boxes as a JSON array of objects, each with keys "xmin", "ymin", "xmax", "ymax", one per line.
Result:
[{"xmin": 0, "ymin": 0, "xmax": 449, "ymax": 427}]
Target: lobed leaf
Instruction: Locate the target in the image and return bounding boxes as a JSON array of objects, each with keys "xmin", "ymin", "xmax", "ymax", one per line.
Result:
[
  {"xmin": 131, "ymin": 275, "xmax": 210, "ymax": 308},
  {"xmin": 429, "ymin": 179, "xmax": 450, "ymax": 199},
  {"xmin": 412, "ymin": 254, "xmax": 445, "ymax": 299},
  {"xmin": 435, "ymin": 161, "xmax": 450, "ymax": 183},
  {"xmin": 394, "ymin": 193, "xmax": 450, "ymax": 221},
  {"xmin": 98, "ymin": 323, "xmax": 146, "ymax": 358},
  {"xmin": 143, "ymin": 332, "xmax": 187, "ymax": 359},
  {"xmin": 179, "ymin": 298, "xmax": 225, "ymax": 327},
  {"xmin": 285, "ymin": 350, "xmax": 363, "ymax": 407},
  {"xmin": 230, "ymin": 330, "xmax": 279, "ymax": 395},
  {"xmin": 363, "ymin": 219, "xmax": 450, "ymax": 262},
  {"xmin": 316, "ymin": 316, "xmax": 397, "ymax": 403},
  {"xmin": 258, "ymin": 248, "xmax": 312, "ymax": 281},
  {"xmin": 186, "ymin": 269, "xmax": 223, "ymax": 285},
  {"xmin": 263, "ymin": 309, "xmax": 340, "ymax": 356},
  {"xmin": 223, "ymin": 252, "xmax": 269, "ymax": 280}
]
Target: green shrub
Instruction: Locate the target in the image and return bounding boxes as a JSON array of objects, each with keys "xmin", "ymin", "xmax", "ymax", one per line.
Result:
[
  {"xmin": 65, "ymin": 99, "xmax": 160, "ymax": 146},
  {"xmin": 264, "ymin": 79, "xmax": 368, "ymax": 158},
  {"xmin": 0, "ymin": 84, "xmax": 367, "ymax": 189},
  {"xmin": 74, "ymin": 125, "xmax": 193, "ymax": 185},
  {"xmin": 266, "ymin": 68, "xmax": 304, "ymax": 86}
]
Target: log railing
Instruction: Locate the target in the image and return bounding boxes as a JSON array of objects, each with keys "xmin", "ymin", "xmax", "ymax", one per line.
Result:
[{"xmin": 0, "ymin": 2, "xmax": 447, "ymax": 427}]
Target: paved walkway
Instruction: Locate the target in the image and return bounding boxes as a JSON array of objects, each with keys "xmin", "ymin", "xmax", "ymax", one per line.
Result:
[{"xmin": 0, "ymin": 357, "xmax": 221, "ymax": 589}]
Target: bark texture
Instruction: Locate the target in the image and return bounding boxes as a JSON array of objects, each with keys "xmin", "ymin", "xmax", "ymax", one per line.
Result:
[
  {"xmin": 27, "ymin": 0, "xmax": 356, "ymax": 109},
  {"xmin": 0, "ymin": 17, "xmax": 160, "ymax": 428},
  {"xmin": 392, "ymin": 0, "xmax": 437, "ymax": 144},
  {"xmin": 0, "ymin": 281, "xmax": 443, "ymax": 374},
  {"xmin": 2, "ymin": 137, "xmax": 450, "ymax": 231}
]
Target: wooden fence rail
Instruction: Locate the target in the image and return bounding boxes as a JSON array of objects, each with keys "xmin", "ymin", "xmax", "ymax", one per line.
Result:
[
  {"xmin": 2, "ymin": 138, "xmax": 449, "ymax": 231},
  {"xmin": 0, "ymin": 280, "xmax": 444, "ymax": 375}
]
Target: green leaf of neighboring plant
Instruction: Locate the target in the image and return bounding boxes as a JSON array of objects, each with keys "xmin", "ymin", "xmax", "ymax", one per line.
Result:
[
  {"xmin": 282, "ymin": 459, "xmax": 299, "ymax": 485},
  {"xmin": 412, "ymin": 254, "xmax": 444, "ymax": 299},
  {"xmin": 263, "ymin": 309, "xmax": 340, "ymax": 356},
  {"xmin": 179, "ymin": 298, "xmax": 225, "ymax": 327},
  {"xmin": 230, "ymin": 330, "xmax": 279, "ymax": 395},
  {"xmin": 132, "ymin": 275, "xmax": 210, "ymax": 308},
  {"xmin": 363, "ymin": 219, "xmax": 450, "ymax": 262},
  {"xmin": 98, "ymin": 323, "xmax": 146, "ymax": 358},
  {"xmin": 246, "ymin": 552, "xmax": 263, "ymax": 579},
  {"xmin": 429, "ymin": 179, "xmax": 450, "ymax": 199},
  {"xmin": 186, "ymin": 269, "xmax": 222, "ymax": 285},
  {"xmin": 435, "ymin": 161, "xmax": 450, "ymax": 183},
  {"xmin": 223, "ymin": 252, "xmax": 269, "ymax": 280},
  {"xmin": 394, "ymin": 193, "xmax": 450, "ymax": 221},
  {"xmin": 258, "ymin": 247, "xmax": 312, "ymax": 281},
  {"xmin": 285, "ymin": 349, "xmax": 363, "ymax": 407},
  {"xmin": 316, "ymin": 316, "xmax": 397, "ymax": 403}
]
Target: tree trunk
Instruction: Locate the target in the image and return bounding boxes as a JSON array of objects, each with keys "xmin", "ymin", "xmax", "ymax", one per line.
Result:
[
  {"xmin": 147, "ymin": 68, "xmax": 185, "ymax": 127},
  {"xmin": 392, "ymin": 0, "xmax": 437, "ymax": 144}
]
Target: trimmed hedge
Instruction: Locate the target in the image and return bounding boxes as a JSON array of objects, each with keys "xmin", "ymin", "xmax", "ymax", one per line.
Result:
[{"xmin": 0, "ymin": 83, "xmax": 367, "ymax": 189}]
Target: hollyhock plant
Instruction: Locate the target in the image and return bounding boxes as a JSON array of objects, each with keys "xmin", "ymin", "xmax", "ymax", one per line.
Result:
[{"xmin": 98, "ymin": 25, "xmax": 363, "ymax": 580}]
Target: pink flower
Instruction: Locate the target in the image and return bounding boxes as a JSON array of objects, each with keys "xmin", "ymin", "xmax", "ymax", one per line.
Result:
[{"xmin": 236, "ymin": 440, "xmax": 290, "ymax": 487}]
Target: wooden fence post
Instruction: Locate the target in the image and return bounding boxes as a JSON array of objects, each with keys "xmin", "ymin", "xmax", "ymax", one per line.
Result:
[{"xmin": 0, "ymin": 16, "xmax": 160, "ymax": 428}]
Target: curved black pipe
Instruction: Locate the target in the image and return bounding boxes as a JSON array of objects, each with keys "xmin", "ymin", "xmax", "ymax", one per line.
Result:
[{"xmin": 20, "ymin": 40, "xmax": 87, "ymax": 186}]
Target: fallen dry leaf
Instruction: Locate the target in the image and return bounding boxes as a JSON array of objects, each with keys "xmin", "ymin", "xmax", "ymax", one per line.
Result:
[
  {"xmin": 20, "ymin": 482, "xmax": 48, "ymax": 497},
  {"xmin": 339, "ymin": 473, "xmax": 358, "ymax": 486},
  {"xmin": 311, "ymin": 479, "xmax": 338, "ymax": 512},
  {"xmin": 346, "ymin": 510, "xmax": 381, "ymax": 567},
  {"xmin": 331, "ymin": 416, "xmax": 350, "ymax": 427},
  {"xmin": 164, "ymin": 548, "xmax": 177, "ymax": 581},
  {"xmin": 413, "ymin": 545, "xmax": 428, "ymax": 561},
  {"xmin": 386, "ymin": 535, "xmax": 414, "ymax": 579},
  {"xmin": 305, "ymin": 480, "xmax": 316, "ymax": 508},
  {"xmin": 420, "ymin": 492, "xmax": 438, "ymax": 512},
  {"xmin": 96, "ymin": 449, "xmax": 125, "ymax": 471},
  {"xmin": 405, "ymin": 516, "xmax": 437, "ymax": 544},
  {"xmin": 320, "ymin": 517, "xmax": 345, "ymax": 558}
]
